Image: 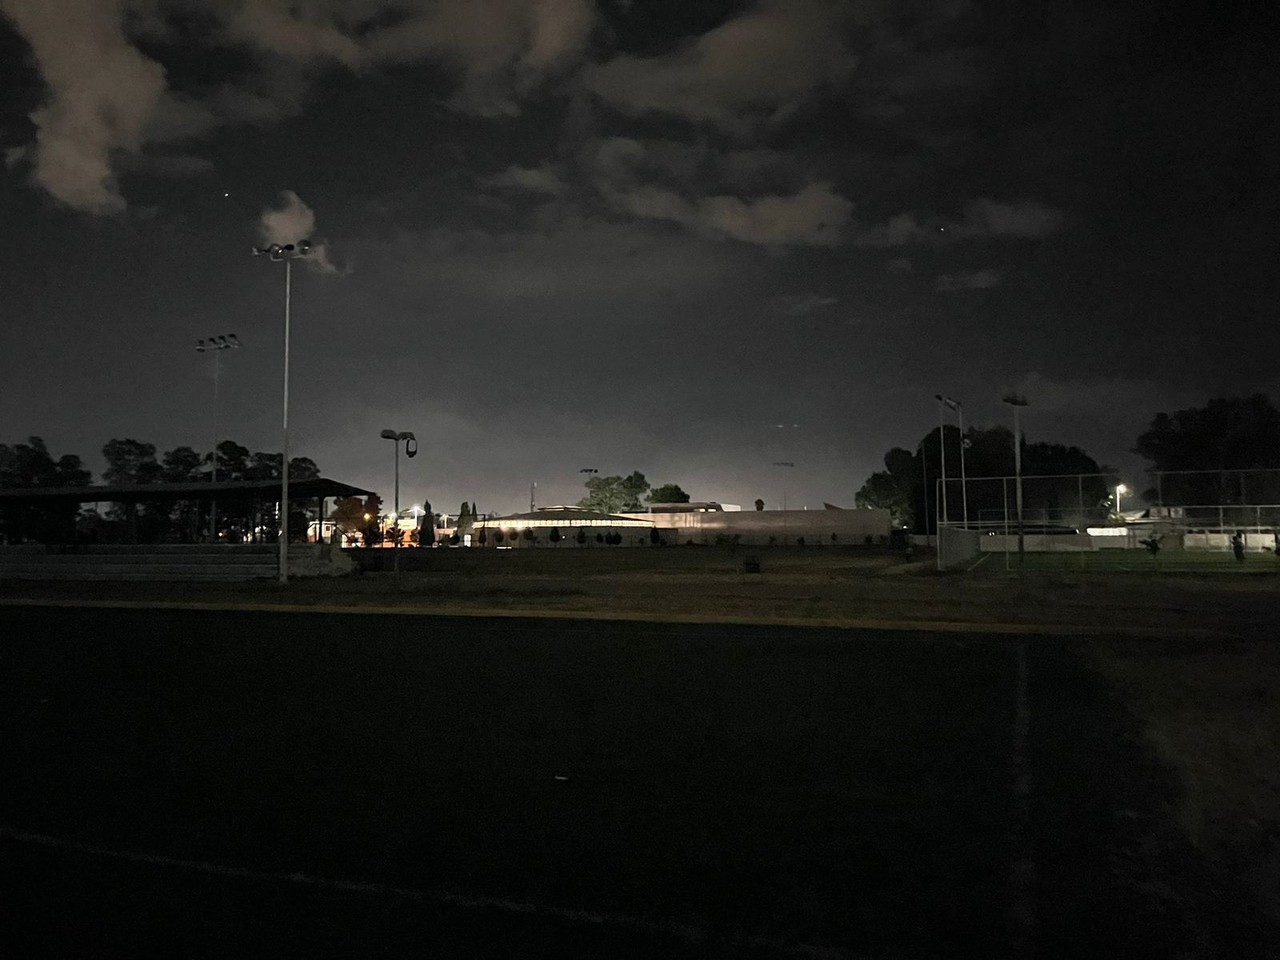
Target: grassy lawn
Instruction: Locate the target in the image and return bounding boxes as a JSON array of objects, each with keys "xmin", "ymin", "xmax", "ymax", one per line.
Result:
[
  {"xmin": 2, "ymin": 608, "xmax": 1022, "ymax": 957},
  {"xmin": 3, "ymin": 548, "xmax": 1278, "ymax": 949},
  {"xmin": 1086, "ymin": 636, "xmax": 1280, "ymax": 928},
  {"xmin": 969, "ymin": 545, "xmax": 1280, "ymax": 576}
]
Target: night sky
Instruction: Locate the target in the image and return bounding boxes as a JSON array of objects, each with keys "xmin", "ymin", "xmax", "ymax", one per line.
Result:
[{"xmin": 2, "ymin": 0, "xmax": 1276, "ymax": 513}]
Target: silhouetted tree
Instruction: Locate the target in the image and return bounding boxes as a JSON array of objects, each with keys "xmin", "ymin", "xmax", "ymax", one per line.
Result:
[
  {"xmin": 0, "ymin": 437, "xmax": 90, "ymax": 542},
  {"xmin": 647, "ymin": 483, "xmax": 691, "ymax": 504},
  {"xmin": 1135, "ymin": 395, "xmax": 1280, "ymax": 503},
  {"xmin": 579, "ymin": 471, "xmax": 649, "ymax": 513}
]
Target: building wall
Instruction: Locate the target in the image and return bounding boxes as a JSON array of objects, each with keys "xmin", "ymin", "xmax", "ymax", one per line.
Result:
[{"xmin": 620, "ymin": 509, "xmax": 892, "ymax": 546}]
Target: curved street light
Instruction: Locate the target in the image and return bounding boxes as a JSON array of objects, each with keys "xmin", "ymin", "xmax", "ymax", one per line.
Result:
[
  {"xmin": 252, "ymin": 240, "xmax": 311, "ymax": 583},
  {"xmin": 380, "ymin": 429, "xmax": 417, "ymax": 576}
]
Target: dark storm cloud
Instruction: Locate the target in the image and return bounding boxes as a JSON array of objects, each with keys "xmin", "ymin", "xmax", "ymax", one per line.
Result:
[
  {"xmin": 583, "ymin": 0, "xmax": 856, "ymax": 130},
  {"xmin": 1, "ymin": 0, "xmax": 599, "ymax": 211}
]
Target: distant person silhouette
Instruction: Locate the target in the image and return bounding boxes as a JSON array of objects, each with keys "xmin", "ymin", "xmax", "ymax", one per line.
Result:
[{"xmin": 1231, "ymin": 530, "xmax": 1245, "ymax": 562}]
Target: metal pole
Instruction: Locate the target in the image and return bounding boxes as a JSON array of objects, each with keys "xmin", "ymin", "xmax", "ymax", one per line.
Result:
[
  {"xmin": 1014, "ymin": 405, "xmax": 1024, "ymax": 570},
  {"xmin": 393, "ymin": 441, "xmax": 400, "ymax": 577},
  {"xmin": 937, "ymin": 400, "xmax": 948, "ymax": 526},
  {"xmin": 920, "ymin": 443, "xmax": 930, "ymax": 541},
  {"xmin": 211, "ymin": 349, "xmax": 220, "ymax": 542},
  {"xmin": 280, "ymin": 257, "xmax": 291, "ymax": 584},
  {"xmin": 958, "ymin": 404, "xmax": 968, "ymax": 529},
  {"xmin": 1003, "ymin": 476, "xmax": 1010, "ymax": 571}
]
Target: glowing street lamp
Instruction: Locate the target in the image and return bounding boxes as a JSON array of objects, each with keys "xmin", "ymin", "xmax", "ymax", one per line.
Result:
[
  {"xmin": 195, "ymin": 333, "xmax": 241, "ymax": 540},
  {"xmin": 1115, "ymin": 483, "xmax": 1128, "ymax": 519},
  {"xmin": 252, "ymin": 239, "xmax": 311, "ymax": 583},
  {"xmin": 379, "ymin": 428, "xmax": 417, "ymax": 576}
]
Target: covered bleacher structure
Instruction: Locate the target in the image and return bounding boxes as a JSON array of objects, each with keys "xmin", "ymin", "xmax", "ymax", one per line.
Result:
[{"xmin": 0, "ymin": 478, "xmax": 372, "ymax": 580}]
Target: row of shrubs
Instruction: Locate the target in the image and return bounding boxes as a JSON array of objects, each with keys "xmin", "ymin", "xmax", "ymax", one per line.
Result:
[{"xmin": 479, "ymin": 527, "xmax": 639, "ymax": 546}]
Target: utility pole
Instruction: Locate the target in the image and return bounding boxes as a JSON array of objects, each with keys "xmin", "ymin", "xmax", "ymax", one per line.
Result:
[{"xmin": 1003, "ymin": 393, "xmax": 1030, "ymax": 572}]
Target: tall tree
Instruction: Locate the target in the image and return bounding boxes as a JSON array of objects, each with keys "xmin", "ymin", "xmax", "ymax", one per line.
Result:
[
  {"xmin": 210, "ymin": 440, "xmax": 250, "ymax": 481},
  {"xmin": 858, "ymin": 426, "xmax": 1109, "ymax": 533},
  {"xmin": 579, "ymin": 471, "xmax": 650, "ymax": 513},
  {"xmin": 854, "ymin": 464, "xmax": 912, "ymax": 526},
  {"xmin": 0, "ymin": 437, "xmax": 89, "ymax": 542},
  {"xmin": 1135, "ymin": 395, "xmax": 1280, "ymax": 503},
  {"xmin": 647, "ymin": 483, "xmax": 691, "ymax": 504},
  {"xmin": 161, "ymin": 446, "xmax": 206, "ymax": 541},
  {"xmin": 102, "ymin": 438, "xmax": 163, "ymax": 538},
  {"xmin": 102, "ymin": 438, "xmax": 161, "ymax": 485},
  {"xmin": 161, "ymin": 446, "xmax": 205, "ymax": 483}
]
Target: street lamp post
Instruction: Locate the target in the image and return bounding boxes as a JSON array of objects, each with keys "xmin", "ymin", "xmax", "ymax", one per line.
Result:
[
  {"xmin": 934, "ymin": 397, "xmax": 948, "ymax": 527},
  {"xmin": 379, "ymin": 429, "xmax": 417, "ymax": 576},
  {"xmin": 936, "ymin": 395, "xmax": 968, "ymax": 529},
  {"xmin": 252, "ymin": 239, "xmax": 311, "ymax": 583},
  {"xmin": 1115, "ymin": 483, "xmax": 1128, "ymax": 520},
  {"xmin": 195, "ymin": 334, "xmax": 241, "ymax": 541},
  {"xmin": 1003, "ymin": 393, "xmax": 1030, "ymax": 570}
]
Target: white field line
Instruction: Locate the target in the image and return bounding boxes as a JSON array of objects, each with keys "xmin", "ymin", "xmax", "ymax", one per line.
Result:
[
  {"xmin": 1009, "ymin": 642, "xmax": 1037, "ymax": 957},
  {"xmin": 0, "ymin": 824, "xmax": 858, "ymax": 960}
]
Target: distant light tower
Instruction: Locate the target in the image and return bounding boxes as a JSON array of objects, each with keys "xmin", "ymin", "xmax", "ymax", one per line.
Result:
[
  {"xmin": 252, "ymin": 239, "xmax": 311, "ymax": 583},
  {"xmin": 1002, "ymin": 393, "xmax": 1030, "ymax": 569},
  {"xmin": 936, "ymin": 395, "xmax": 968, "ymax": 528},
  {"xmin": 772, "ymin": 461, "xmax": 795, "ymax": 511},
  {"xmin": 934, "ymin": 396, "xmax": 949, "ymax": 527},
  {"xmin": 195, "ymin": 334, "xmax": 241, "ymax": 541},
  {"xmin": 379, "ymin": 428, "xmax": 417, "ymax": 576}
]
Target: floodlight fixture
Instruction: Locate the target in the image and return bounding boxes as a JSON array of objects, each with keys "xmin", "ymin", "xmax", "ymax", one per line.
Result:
[{"xmin": 380, "ymin": 427, "xmax": 418, "ymax": 576}]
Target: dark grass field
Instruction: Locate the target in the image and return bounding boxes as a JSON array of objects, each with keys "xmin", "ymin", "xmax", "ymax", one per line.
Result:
[{"xmin": 0, "ymin": 606, "xmax": 1270, "ymax": 958}]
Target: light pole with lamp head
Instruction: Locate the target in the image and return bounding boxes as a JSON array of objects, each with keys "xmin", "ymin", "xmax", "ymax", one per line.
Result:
[
  {"xmin": 252, "ymin": 239, "xmax": 311, "ymax": 583},
  {"xmin": 195, "ymin": 334, "xmax": 241, "ymax": 541},
  {"xmin": 936, "ymin": 395, "xmax": 968, "ymax": 529},
  {"xmin": 1115, "ymin": 483, "xmax": 1128, "ymax": 520},
  {"xmin": 934, "ymin": 397, "xmax": 949, "ymax": 528},
  {"xmin": 1002, "ymin": 393, "xmax": 1030, "ymax": 570},
  {"xmin": 379, "ymin": 429, "xmax": 417, "ymax": 576}
]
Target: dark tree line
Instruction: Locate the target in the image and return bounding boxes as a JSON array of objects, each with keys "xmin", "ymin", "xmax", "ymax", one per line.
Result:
[
  {"xmin": 577, "ymin": 472, "xmax": 690, "ymax": 513},
  {"xmin": 0, "ymin": 437, "xmax": 91, "ymax": 543},
  {"xmin": 1, "ymin": 436, "xmax": 323, "ymax": 544},
  {"xmin": 856, "ymin": 426, "xmax": 1108, "ymax": 533},
  {"xmin": 1134, "ymin": 394, "xmax": 1280, "ymax": 504},
  {"xmin": 856, "ymin": 394, "xmax": 1280, "ymax": 532}
]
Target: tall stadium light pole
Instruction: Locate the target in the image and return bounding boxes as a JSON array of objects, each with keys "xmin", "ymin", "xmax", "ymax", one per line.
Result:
[
  {"xmin": 252, "ymin": 240, "xmax": 311, "ymax": 583},
  {"xmin": 937, "ymin": 395, "xmax": 968, "ymax": 528},
  {"xmin": 772, "ymin": 461, "xmax": 795, "ymax": 511},
  {"xmin": 380, "ymin": 429, "xmax": 417, "ymax": 577},
  {"xmin": 1003, "ymin": 393, "xmax": 1030, "ymax": 570},
  {"xmin": 918, "ymin": 442, "xmax": 930, "ymax": 540},
  {"xmin": 934, "ymin": 396, "xmax": 949, "ymax": 527},
  {"xmin": 193, "ymin": 335, "xmax": 240, "ymax": 542}
]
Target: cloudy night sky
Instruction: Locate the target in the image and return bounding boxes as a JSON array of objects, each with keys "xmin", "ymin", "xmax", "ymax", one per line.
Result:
[{"xmin": 1, "ymin": 0, "xmax": 1276, "ymax": 513}]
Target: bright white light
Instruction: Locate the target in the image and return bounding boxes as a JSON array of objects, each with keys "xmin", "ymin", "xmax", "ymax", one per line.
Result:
[{"xmin": 1116, "ymin": 483, "xmax": 1128, "ymax": 495}]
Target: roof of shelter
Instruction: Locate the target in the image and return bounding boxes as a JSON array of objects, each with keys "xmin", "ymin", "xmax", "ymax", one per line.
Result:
[
  {"xmin": 480, "ymin": 508, "xmax": 653, "ymax": 525},
  {"xmin": 0, "ymin": 478, "xmax": 374, "ymax": 504}
]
